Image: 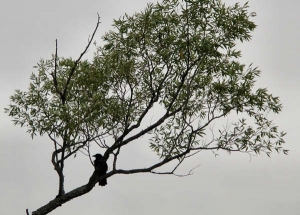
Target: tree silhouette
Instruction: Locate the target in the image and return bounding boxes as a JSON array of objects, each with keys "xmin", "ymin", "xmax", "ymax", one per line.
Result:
[{"xmin": 5, "ymin": 0, "xmax": 287, "ymax": 214}]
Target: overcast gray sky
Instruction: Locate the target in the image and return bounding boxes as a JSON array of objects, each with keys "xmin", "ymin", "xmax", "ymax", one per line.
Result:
[{"xmin": 1, "ymin": 0, "xmax": 299, "ymax": 214}]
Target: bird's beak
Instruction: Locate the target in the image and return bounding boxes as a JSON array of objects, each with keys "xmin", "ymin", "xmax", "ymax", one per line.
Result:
[{"xmin": 92, "ymin": 155, "xmax": 96, "ymax": 157}]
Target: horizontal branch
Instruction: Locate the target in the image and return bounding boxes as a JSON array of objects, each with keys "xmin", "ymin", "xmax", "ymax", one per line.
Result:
[
  {"xmin": 113, "ymin": 147, "xmax": 190, "ymax": 175},
  {"xmin": 190, "ymin": 146, "xmax": 240, "ymax": 152}
]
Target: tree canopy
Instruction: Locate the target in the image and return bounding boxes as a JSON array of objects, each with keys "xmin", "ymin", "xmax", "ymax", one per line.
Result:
[{"xmin": 5, "ymin": 0, "xmax": 287, "ymax": 214}]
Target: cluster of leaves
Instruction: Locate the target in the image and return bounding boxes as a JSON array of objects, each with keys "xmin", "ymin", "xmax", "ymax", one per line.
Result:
[
  {"xmin": 97, "ymin": 0, "xmax": 286, "ymax": 157},
  {"xmin": 6, "ymin": 57, "xmax": 112, "ymax": 152},
  {"xmin": 5, "ymin": 0, "xmax": 287, "ymax": 162}
]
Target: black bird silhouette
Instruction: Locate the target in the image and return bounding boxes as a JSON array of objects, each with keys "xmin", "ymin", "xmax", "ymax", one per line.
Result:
[{"xmin": 93, "ymin": 154, "xmax": 108, "ymax": 186}]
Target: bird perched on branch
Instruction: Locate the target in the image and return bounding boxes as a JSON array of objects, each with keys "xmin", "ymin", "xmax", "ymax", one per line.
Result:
[{"xmin": 93, "ymin": 154, "xmax": 108, "ymax": 186}]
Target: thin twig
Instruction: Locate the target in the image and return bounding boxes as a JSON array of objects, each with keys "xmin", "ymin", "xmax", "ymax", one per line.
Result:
[{"xmin": 62, "ymin": 14, "xmax": 101, "ymax": 100}]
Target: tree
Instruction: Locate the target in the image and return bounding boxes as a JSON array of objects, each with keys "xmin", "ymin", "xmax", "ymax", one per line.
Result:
[{"xmin": 5, "ymin": 0, "xmax": 287, "ymax": 214}]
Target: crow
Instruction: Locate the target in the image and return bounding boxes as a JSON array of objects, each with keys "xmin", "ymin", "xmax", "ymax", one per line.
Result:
[{"xmin": 93, "ymin": 154, "xmax": 108, "ymax": 186}]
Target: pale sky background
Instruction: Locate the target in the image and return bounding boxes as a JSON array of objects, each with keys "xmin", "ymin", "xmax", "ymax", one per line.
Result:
[{"xmin": 1, "ymin": 0, "xmax": 299, "ymax": 214}]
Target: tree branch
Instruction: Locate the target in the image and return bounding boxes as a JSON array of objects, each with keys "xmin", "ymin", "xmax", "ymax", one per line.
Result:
[
  {"xmin": 113, "ymin": 147, "xmax": 121, "ymax": 170},
  {"xmin": 62, "ymin": 14, "xmax": 101, "ymax": 101},
  {"xmin": 31, "ymin": 145, "xmax": 190, "ymax": 215},
  {"xmin": 151, "ymin": 164, "xmax": 201, "ymax": 177},
  {"xmin": 50, "ymin": 39, "xmax": 64, "ymax": 100},
  {"xmin": 32, "ymin": 170, "xmax": 100, "ymax": 215},
  {"xmin": 114, "ymin": 147, "xmax": 191, "ymax": 175},
  {"xmin": 105, "ymin": 106, "xmax": 182, "ymax": 158}
]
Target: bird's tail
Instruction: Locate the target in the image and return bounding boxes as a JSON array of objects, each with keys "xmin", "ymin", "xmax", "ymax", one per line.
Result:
[{"xmin": 99, "ymin": 178, "xmax": 107, "ymax": 186}]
